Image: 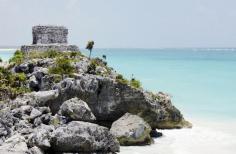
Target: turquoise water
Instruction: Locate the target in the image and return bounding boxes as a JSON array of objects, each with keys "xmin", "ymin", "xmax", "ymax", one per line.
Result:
[{"xmin": 1, "ymin": 48, "xmax": 236, "ymax": 121}]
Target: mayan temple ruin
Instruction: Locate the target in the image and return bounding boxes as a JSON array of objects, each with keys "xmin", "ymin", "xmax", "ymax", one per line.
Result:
[{"xmin": 21, "ymin": 25, "xmax": 79, "ymax": 52}]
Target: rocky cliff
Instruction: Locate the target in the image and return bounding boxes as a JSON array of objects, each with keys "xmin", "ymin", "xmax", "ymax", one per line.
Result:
[{"xmin": 0, "ymin": 49, "xmax": 192, "ymax": 153}]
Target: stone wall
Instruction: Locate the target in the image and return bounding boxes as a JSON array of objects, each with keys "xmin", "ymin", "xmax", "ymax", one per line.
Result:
[
  {"xmin": 21, "ymin": 44, "xmax": 79, "ymax": 52},
  {"xmin": 32, "ymin": 26, "xmax": 68, "ymax": 44}
]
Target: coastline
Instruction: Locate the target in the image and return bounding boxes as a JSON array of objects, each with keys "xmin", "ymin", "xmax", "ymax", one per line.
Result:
[{"xmin": 120, "ymin": 117, "xmax": 236, "ymax": 154}]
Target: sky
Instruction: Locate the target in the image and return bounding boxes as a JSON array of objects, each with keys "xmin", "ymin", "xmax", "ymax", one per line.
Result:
[{"xmin": 0, "ymin": 0, "xmax": 236, "ymax": 48}]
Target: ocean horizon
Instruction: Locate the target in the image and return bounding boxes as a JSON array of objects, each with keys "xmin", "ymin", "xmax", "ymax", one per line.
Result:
[{"xmin": 1, "ymin": 48, "xmax": 236, "ymax": 154}]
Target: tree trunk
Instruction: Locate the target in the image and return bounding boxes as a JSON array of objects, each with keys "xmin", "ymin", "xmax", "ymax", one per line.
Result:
[{"xmin": 89, "ymin": 49, "xmax": 92, "ymax": 59}]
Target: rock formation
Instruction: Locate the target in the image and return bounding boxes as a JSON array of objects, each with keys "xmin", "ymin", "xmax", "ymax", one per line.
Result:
[
  {"xmin": 0, "ymin": 26, "xmax": 192, "ymax": 153},
  {"xmin": 110, "ymin": 113, "xmax": 153, "ymax": 145}
]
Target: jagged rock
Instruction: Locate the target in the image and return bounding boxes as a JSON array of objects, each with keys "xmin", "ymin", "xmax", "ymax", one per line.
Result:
[
  {"xmin": 110, "ymin": 113, "xmax": 152, "ymax": 146},
  {"xmin": 30, "ymin": 108, "xmax": 42, "ymax": 120},
  {"xmin": 59, "ymin": 97, "xmax": 96, "ymax": 122},
  {"xmin": 0, "ymin": 108, "xmax": 15, "ymax": 141},
  {"xmin": 14, "ymin": 62, "xmax": 34, "ymax": 74},
  {"xmin": 29, "ymin": 75, "xmax": 39, "ymax": 91},
  {"xmin": 37, "ymin": 58, "xmax": 55, "ymax": 68},
  {"xmin": 75, "ymin": 59, "xmax": 89, "ymax": 73},
  {"xmin": 50, "ymin": 75, "xmax": 190, "ymax": 129},
  {"xmin": 32, "ymin": 67, "xmax": 49, "ymax": 79},
  {"xmin": 50, "ymin": 121, "xmax": 120, "ymax": 153},
  {"xmin": 150, "ymin": 129, "xmax": 163, "ymax": 138},
  {"xmin": 13, "ymin": 90, "xmax": 59, "ymax": 108},
  {"xmin": 28, "ymin": 146, "xmax": 44, "ymax": 154},
  {"xmin": 14, "ymin": 120, "xmax": 33, "ymax": 135},
  {"xmin": 96, "ymin": 66, "xmax": 107, "ymax": 75},
  {"xmin": 0, "ymin": 134, "xmax": 28, "ymax": 153},
  {"xmin": 34, "ymin": 113, "xmax": 52, "ymax": 126},
  {"xmin": 28, "ymin": 124, "xmax": 54, "ymax": 150}
]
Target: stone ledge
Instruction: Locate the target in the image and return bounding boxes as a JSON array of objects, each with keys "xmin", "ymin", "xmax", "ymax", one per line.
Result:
[{"xmin": 21, "ymin": 44, "xmax": 79, "ymax": 52}]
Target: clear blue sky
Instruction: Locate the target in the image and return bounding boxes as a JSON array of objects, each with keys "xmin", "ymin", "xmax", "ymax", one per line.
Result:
[{"xmin": 0, "ymin": 0, "xmax": 236, "ymax": 48}]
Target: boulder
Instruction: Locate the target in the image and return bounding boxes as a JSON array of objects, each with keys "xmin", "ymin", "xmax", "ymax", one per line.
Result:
[
  {"xmin": 30, "ymin": 108, "xmax": 42, "ymax": 120},
  {"xmin": 12, "ymin": 90, "xmax": 59, "ymax": 108},
  {"xmin": 110, "ymin": 113, "xmax": 152, "ymax": 146},
  {"xmin": 51, "ymin": 121, "xmax": 120, "ymax": 153},
  {"xmin": 28, "ymin": 124, "xmax": 54, "ymax": 150},
  {"xmin": 50, "ymin": 75, "xmax": 191, "ymax": 129},
  {"xmin": 0, "ymin": 134, "xmax": 28, "ymax": 153},
  {"xmin": 59, "ymin": 97, "xmax": 96, "ymax": 122},
  {"xmin": 28, "ymin": 146, "xmax": 44, "ymax": 154},
  {"xmin": 0, "ymin": 108, "xmax": 14, "ymax": 143}
]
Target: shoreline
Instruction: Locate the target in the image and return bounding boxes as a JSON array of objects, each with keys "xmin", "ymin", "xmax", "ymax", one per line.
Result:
[{"xmin": 120, "ymin": 117, "xmax": 236, "ymax": 154}]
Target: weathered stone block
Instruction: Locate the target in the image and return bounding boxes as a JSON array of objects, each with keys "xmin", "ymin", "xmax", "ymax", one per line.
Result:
[{"xmin": 32, "ymin": 26, "xmax": 68, "ymax": 44}]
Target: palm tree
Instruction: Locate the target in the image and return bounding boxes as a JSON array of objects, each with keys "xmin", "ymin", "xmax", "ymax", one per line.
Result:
[{"xmin": 86, "ymin": 41, "xmax": 95, "ymax": 59}]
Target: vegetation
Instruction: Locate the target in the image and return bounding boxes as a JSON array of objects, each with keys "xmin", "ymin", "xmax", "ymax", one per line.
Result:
[
  {"xmin": 49, "ymin": 57, "xmax": 75, "ymax": 75},
  {"xmin": 130, "ymin": 78, "xmax": 141, "ymax": 88},
  {"xmin": 0, "ymin": 57, "xmax": 2, "ymax": 63},
  {"xmin": 116, "ymin": 74, "xmax": 129, "ymax": 85},
  {"xmin": 26, "ymin": 50, "xmax": 83, "ymax": 59},
  {"xmin": 86, "ymin": 41, "xmax": 95, "ymax": 59},
  {"xmin": 9, "ymin": 50, "xmax": 24, "ymax": 65},
  {"xmin": 86, "ymin": 58, "xmax": 110, "ymax": 75},
  {"xmin": 116, "ymin": 74, "xmax": 142, "ymax": 89},
  {"xmin": 0, "ymin": 67, "xmax": 30, "ymax": 100}
]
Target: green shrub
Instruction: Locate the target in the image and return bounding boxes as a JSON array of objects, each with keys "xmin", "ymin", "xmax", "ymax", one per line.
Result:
[
  {"xmin": 87, "ymin": 60, "xmax": 97, "ymax": 74},
  {"xmin": 116, "ymin": 74, "xmax": 129, "ymax": 85},
  {"xmin": 0, "ymin": 57, "xmax": 2, "ymax": 62},
  {"xmin": 47, "ymin": 50, "xmax": 60, "ymax": 58},
  {"xmin": 130, "ymin": 78, "xmax": 141, "ymax": 88},
  {"xmin": 49, "ymin": 57, "xmax": 75, "ymax": 75},
  {"xmin": 0, "ymin": 67, "xmax": 30, "ymax": 100},
  {"xmin": 9, "ymin": 50, "xmax": 24, "ymax": 64},
  {"xmin": 70, "ymin": 51, "xmax": 78, "ymax": 58}
]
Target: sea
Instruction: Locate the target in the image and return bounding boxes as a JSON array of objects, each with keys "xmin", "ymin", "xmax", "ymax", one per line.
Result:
[{"xmin": 1, "ymin": 48, "xmax": 236, "ymax": 154}]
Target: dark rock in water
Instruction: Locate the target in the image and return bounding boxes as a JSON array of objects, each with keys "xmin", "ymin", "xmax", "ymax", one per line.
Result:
[
  {"xmin": 59, "ymin": 97, "xmax": 96, "ymax": 122},
  {"xmin": 150, "ymin": 129, "xmax": 163, "ymax": 138},
  {"xmin": 50, "ymin": 121, "xmax": 120, "ymax": 153},
  {"xmin": 110, "ymin": 113, "xmax": 152, "ymax": 146}
]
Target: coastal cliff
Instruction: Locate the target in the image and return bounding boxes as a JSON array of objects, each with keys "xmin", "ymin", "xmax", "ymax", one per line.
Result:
[{"xmin": 0, "ymin": 26, "xmax": 191, "ymax": 153}]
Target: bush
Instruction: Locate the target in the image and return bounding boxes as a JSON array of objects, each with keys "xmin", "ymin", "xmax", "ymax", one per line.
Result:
[
  {"xmin": 116, "ymin": 74, "xmax": 129, "ymax": 85},
  {"xmin": 49, "ymin": 57, "xmax": 75, "ymax": 75},
  {"xmin": 47, "ymin": 50, "xmax": 60, "ymax": 58},
  {"xmin": 0, "ymin": 67, "xmax": 30, "ymax": 100},
  {"xmin": 9, "ymin": 50, "xmax": 24, "ymax": 64},
  {"xmin": 130, "ymin": 78, "xmax": 141, "ymax": 88},
  {"xmin": 0, "ymin": 57, "xmax": 2, "ymax": 62},
  {"xmin": 87, "ymin": 60, "xmax": 97, "ymax": 74}
]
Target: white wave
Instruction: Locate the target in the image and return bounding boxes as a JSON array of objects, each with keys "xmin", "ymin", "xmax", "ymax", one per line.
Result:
[
  {"xmin": 0, "ymin": 48, "xmax": 17, "ymax": 51},
  {"xmin": 120, "ymin": 118, "xmax": 236, "ymax": 154}
]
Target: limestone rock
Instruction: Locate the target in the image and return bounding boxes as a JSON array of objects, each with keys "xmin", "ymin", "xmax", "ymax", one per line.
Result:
[
  {"xmin": 28, "ymin": 146, "xmax": 44, "ymax": 154},
  {"xmin": 59, "ymin": 97, "xmax": 96, "ymax": 122},
  {"xmin": 30, "ymin": 108, "xmax": 42, "ymax": 120},
  {"xmin": 28, "ymin": 124, "xmax": 54, "ymax": 150},
  {"xmin": 110, "ymin": 113, "xmax": 152, "ymax": 146},
  {"xmin": 51, "ymin": 75, "xmax": 191, "ymax": 129},
  {"xmin": 51, "ymin": 121, "xmax": 120, "ymax": 153},
  {"xmin": 0, "ymin": 134, "xmax": 28, "ymax": 153}
]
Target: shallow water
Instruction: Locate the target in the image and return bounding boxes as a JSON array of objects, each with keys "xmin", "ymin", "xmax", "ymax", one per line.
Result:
[{"xmin": 1, "ymin": 48, "xmax": 236, "ymax": 154}]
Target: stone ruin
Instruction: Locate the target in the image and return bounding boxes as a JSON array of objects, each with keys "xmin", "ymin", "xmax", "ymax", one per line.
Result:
[{"xmin": 21, "ymin": 25, "xmax": 79, "ymax": 52}]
